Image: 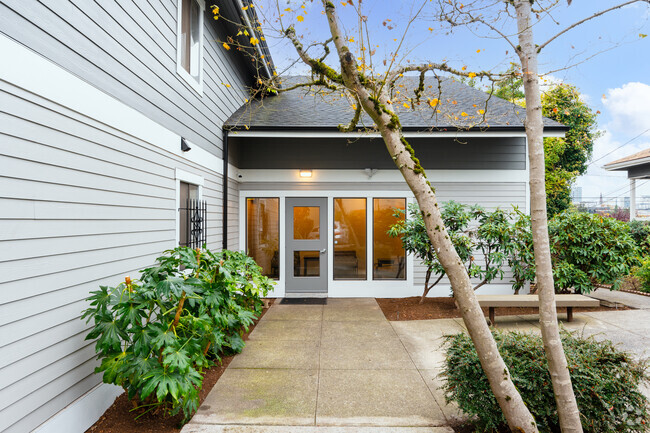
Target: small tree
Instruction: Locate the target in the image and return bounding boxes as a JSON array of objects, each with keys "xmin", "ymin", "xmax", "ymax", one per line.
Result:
[
  {"xmin": 391, "ymin": 202, "xmax": 519, "ymax": 302},
  {"xmin": 506, "ymin": 209, "xmax": 536, "ymax": 294}
]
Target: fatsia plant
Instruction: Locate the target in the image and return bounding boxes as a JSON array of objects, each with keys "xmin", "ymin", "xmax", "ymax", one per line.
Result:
[{"xmin": 81, "ymin": 247, "xmax": 273, "ymax": 421}]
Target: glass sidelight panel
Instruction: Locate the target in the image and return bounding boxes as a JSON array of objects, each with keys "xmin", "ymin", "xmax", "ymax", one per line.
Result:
[
  {"xmin": 246, "ymin": 198, "xmax": 280, "ymax": 279},
  {"xmin": 334, "ymin": 198, "xmax": 367, "ymax": 279},
  {"xmin": 294, "ymin": 251, "xmax": 320, "ymax": 277},
  {"xmin": 293, "ymin": 206, "xmax": 320, "ymax": 239},
  {"xmin": 373, "ymin": 198, "xmax": 406, "ymax": 280}
]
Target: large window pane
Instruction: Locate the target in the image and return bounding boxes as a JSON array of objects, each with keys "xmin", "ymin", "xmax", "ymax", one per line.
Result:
[
  {"xmin": 334, "ymin": 198, "xmax": 367, "ymax": 279},
  {"xmin": 293, "ymin": 206, "xmax": 320, "ymax": 239},
  {"xmin": 373, "ymin": 198, "xmax": 406, "ymax": 280},
  {"xmin": 294, "ymin": 251, "xmax": 320, "ymax": 277},
  {"xmin": 246, "ymin": 198, "xmax": 279, "ymax": 279}
]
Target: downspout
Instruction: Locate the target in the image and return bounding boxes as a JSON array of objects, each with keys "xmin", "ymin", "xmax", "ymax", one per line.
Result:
[{"xmin": 222, "ymin": 128, "xmax": 229, "ymax": 250}]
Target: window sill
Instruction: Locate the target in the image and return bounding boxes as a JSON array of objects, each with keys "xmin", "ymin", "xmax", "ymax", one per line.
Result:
[{"xmin": 176, "ymin": 63, "xmax": 203, "ymax": 96}]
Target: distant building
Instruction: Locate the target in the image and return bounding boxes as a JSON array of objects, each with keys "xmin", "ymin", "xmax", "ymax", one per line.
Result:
[
  {"xmin": 571, "ymin": 186, "xmax": 582, "ymax": 202},
  {"xmin": 624, "ymin": 196, "xmax": 630, "ymax": 209}
]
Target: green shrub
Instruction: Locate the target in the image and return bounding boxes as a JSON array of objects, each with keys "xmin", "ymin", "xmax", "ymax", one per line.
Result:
[
  {"xmin": 629, "ymin": 220, "xmax": 650, "ymax": 256},
  {"xmin": 633, "ymin": 258, "xmax": 650, "ymax": 293},
  {"xmin": 443, "ymin": 331, "xmax": 649, "ymax": 433},
  {"xmin": 82, "ymin": 247, "xmax": 273, "ymax": 421},
  {"xmin": 548, "ymin": 211, "xmax": 639, "ymax": 293}
]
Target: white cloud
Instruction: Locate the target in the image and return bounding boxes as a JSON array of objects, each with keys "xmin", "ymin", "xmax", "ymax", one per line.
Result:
[
  {"xmin": 574, "ymin": 82, "xmax": 650, "ymax": 201},
  {"xmin": 602, "ymin": 82, "xmax": 650, "ymax": 133}
]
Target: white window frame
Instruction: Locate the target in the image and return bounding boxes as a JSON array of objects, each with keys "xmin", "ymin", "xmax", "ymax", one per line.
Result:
[
  {"xmin": 239, "ymin": 190, "xmax": 415, "ymax": 298},
  {"xmin": 176, "ymin": 0, "xmax": 205, "ymax": 95},
  {"xmin": 175, "ymin": 168, "xmax": 205, "ymax": 245}
]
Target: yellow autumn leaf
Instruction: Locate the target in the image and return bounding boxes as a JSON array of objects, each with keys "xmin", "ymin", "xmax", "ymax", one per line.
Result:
[
  {"xmin": 243, "ymin": 30, "xmax": 249, "ymax": 36},
  {"xmin": 222, "ymin": 42, "xmax": 230, "ymax": 50},
  {"xmin": 476, "ymin": 49, "xmax": 481, "ymax": 53},
  {"xmin": 245, "ymin": 98, "xmax": 249, "ymax": 103},
  {"xmin": 468, "ymin": 72, "xmax": 476, "ymax": 78},
  {"xmin": 403, "ymin": 103, "xmax": 410, "ymax": 109},
  {"xmin": 222, "ymin": 83, "xmax": 231, "ymax": 88},
  {"xmin": 429, "ymin": 98, "xmax": 439, "ymax": 107},
  {"xmin": 478, "ymin": 109, "xmax": 485, "ymax": 115},
  {"xmin": 212, "ymin": 6, "xmax": 219, "ymax": 14},
  {"xmin": 250, "ymin": 37, "xmax": 259, "ymax": 46},
  {"xmin": 297, "ymin": 15, "xmax": 304, "ymax": 22},
  {"xmin": 241, "ymin": 5, "xmax": 248, "ymax": 10},
  {"xmin": 461, "ymin": 66, "xmax": 467, "ymax": 71},
  {"xmin": 352, "ymin": 104, "xmax": 357, "ymax": 110},
  {"xmin": 348, "ymin": 37, "xmax": 355, "ymax": 43},
  {"xmin": 640, "ymin": 33, "xmax": 647, "ymax": 38},
  {"xmin": 284, "ymin": 7, "xmax": 291, "ymax": 11},
  {"xmin": 340, "ymin": 1, "xmax": 347, "ymax": 5},
  {"xmin": 428, "ymin": 27, "xmax": 433, "ymax": 32},
  {"xmin": 461, "ymin": 112, "xmax": 468, "ymax": 117}
]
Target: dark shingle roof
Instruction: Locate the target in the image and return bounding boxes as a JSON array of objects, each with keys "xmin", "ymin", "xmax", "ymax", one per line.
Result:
[{"xmin": 226, "ymin": 76, "xmax": 567, "ymax": 132}]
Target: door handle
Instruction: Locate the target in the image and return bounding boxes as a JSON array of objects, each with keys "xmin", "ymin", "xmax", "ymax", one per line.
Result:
[{"xmin": 320, "ymin": 248, "xmax": 327, "ymax": 254}]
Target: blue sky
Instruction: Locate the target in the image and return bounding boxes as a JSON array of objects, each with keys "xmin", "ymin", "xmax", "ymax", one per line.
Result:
[{"xmin": 256, "ymin": 0, "xmax": 650, "ymax": 206}]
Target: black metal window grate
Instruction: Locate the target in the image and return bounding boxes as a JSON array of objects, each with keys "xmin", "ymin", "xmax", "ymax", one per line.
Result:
[{"xmin": 179, "ymin": 198, "xmax": 207, "ymax": 249}]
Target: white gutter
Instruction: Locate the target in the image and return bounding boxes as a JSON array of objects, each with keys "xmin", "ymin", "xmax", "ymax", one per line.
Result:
[
  {"xmin": 235, "ymin": 0, "xmax": 273, "ymax": 79},
  {"xmin": 227, "ymin": 130, "xmax": 567, "ymax": 138}
]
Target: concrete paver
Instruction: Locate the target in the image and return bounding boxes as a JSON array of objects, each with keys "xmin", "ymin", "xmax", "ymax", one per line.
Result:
[
  {"xmin": 192, "ymin": 369, "xmax": 319, "ymax": 426},
  {"xmin": 262, "ymin": 304, "xmax": 324, "ymax": 321},
  {"xmin": 248, "ymin": 320, "xmax": 322, "ymax": 341},
  {"xmin": 229, "ymin": 340, "xmax": 320, "ymax": 370},
  {"xmin": 320, "ymin": 339, "xmax": 415, "ymax": 370},
  {"xmin": 317, "ymin": 369, "xmax": 444, "ymax": 427}
]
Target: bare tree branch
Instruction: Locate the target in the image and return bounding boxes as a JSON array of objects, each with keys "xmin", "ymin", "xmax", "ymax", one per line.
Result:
[{"xmin": 538, "ymin": 0, "xmax": 650, "ymax": 52}]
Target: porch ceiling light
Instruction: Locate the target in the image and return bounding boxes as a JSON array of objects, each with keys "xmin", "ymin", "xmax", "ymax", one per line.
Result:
[{"xmin": 299, "ymin": 169, "xmax": 312, "ymax": 178}]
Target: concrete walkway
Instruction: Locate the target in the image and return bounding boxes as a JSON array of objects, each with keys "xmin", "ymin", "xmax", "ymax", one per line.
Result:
[
  {"xmin": 183, "ymin": 299, "xmax": 455, "ymax": 433},
  {"xmin": 588, "ymin": 288, "xmax": 650, "ymax": 310},
  {"xmin": 183, "ymin": 299, "xmax": 650, "ymax": 433}
]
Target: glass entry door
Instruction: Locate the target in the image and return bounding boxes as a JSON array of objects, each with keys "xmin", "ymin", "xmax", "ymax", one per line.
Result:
[{"xmin": 285, "ymin": 197, "xmax": 328, "ymax": 294}]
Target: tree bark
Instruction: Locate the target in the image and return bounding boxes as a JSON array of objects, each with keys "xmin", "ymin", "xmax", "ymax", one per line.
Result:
[
  {"xmin": 316, "ymin": 2, "xmax": 538, "ymax": 431},
  {"xmin": 514, "ymin": 1, "xmax": 583, "ymax": 432}
]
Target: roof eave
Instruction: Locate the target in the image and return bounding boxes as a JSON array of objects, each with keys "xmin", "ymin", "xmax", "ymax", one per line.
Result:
[
  {"xmin": 225, "ymin": 124, "xmax": 568, "ymax": 136},
  {"xmin": 604, "ymin": 156, "xmax": 650, "ymax": 171}
]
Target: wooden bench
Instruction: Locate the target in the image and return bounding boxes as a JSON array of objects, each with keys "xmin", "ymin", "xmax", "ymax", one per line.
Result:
[{"xmin": 476, "ymin": 294, "xmax": 601, "ymax": 326}]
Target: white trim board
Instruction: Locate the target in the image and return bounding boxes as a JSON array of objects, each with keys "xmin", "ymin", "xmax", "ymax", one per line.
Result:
[
  {"xmin": 175, "ymin": 0, "xmax": 206, "ymax": 95},
  {"xmin": 236, "ymin": 169, "xmax": 529, "ymax": 184},
  {"xmin": 0, "ymin": 33, "xmax": 223, "ymax": 175},
  {"xmin": 33, "ymin": 383, "xmax": 123, "ymax": 433},
  {"xmin": 229, "ymin": 130, "xmax": 566, "ymax": 138}
]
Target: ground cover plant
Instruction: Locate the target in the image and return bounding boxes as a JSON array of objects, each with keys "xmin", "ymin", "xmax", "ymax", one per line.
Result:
[
  {"xmin": 443, "ymin": 331, "xmax": 649, "ymax": 432},
  {"xmin": 82, "ymin": 247, "xmax": 273, "ymax": 422}
]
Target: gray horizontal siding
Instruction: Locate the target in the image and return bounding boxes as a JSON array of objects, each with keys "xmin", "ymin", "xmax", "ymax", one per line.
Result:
[
  {"xmin": 0, "ymin": 0, "xmax": 250, "ymax": 158},
  {"xmin": 231, "ymin": 136, "xmax": 527, "ymax": 170},
  {"xmin": 0, "ymin": 78, "xmax": 225, "ymax": 433},
  {"xmin": 412, "ymin": 182, "xmax": 527, "ymax": 292}
]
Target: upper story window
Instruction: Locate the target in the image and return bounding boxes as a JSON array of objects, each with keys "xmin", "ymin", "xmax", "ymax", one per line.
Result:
[{"xmin": 176, "ymin": 0, "xmax": 205, "ymax": 94}]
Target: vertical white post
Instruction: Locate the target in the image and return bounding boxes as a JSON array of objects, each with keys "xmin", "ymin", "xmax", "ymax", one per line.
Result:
[{"xmin": 630, "ymin": 178, "xmax": 637, "ymax": 221}]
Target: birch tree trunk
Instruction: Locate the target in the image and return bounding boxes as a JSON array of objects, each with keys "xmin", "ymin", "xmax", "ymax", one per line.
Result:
[
  {"xmin": 514, "ymin": 1, "xmax": 583, "ymax": 432},
  {"xmin": 313, "ymin": 2, "xmax": 539, "ymax": 431}
]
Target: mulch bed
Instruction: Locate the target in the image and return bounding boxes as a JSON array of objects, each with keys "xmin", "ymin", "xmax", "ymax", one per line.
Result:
[
  {"xmin": 86, "ymin": 298, "xmax": 274, "ymax": 433},
  {"xmin": 376, "ymin": 296, "xmax": 627, "ymax": 321}
]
